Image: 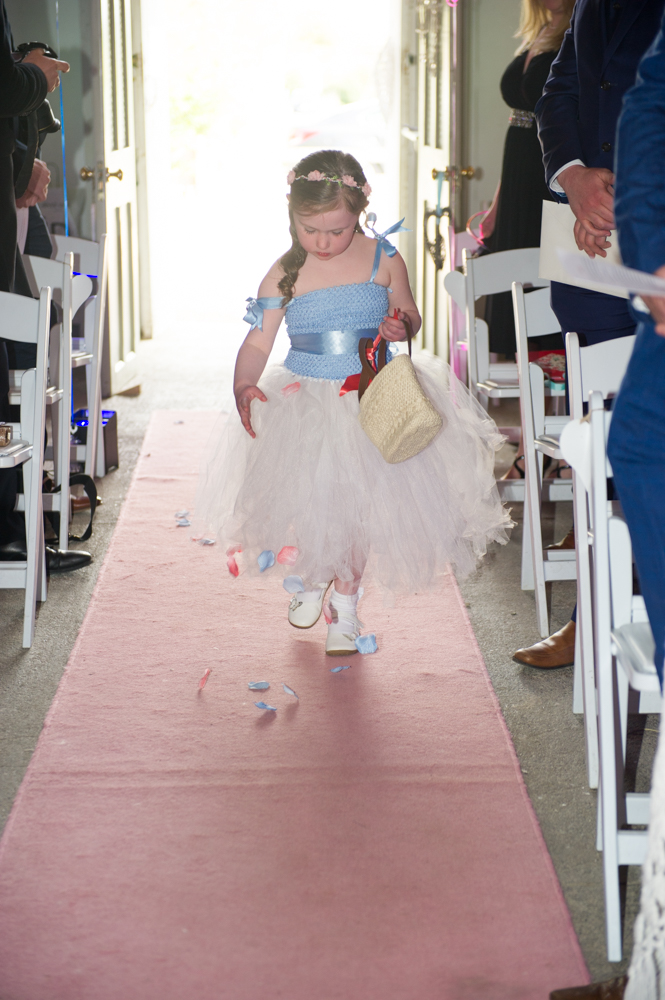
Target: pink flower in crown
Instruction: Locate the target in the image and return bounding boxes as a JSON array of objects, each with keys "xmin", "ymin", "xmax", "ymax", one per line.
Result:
[
  {"xmin": 307, "ymin": 170, "xmax": 325, "ymax": 181},
  {"xmin": 287, "ymin": 170, "xmax": 296, "ymax": 185},
  {"xmin": 341, "ymin": 174, "xmax": 358, "ymax": 188},
  {"xmin": 362, "ymin": 182, "xmax": 372, "ymax": 197}
]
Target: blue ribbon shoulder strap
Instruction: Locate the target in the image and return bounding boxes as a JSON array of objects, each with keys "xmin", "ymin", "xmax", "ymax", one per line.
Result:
[
  {"xmin": 367, "ymin": 217, "xmax": 410, "ymax": 258},
  {"xmin": 243, "ymin": 295, "xmax": 284, "ymax": 332}
]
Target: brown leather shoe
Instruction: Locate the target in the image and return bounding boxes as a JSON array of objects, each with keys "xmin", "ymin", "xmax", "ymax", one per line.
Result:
[
  {"xmin": 546, "ymin": 526, "xmax": 576, "ymax": 550},
  {"xmin": 550, "ymin": 975, "xmax": 627, "ymax": 1000},
  {"xmin": 513, "ymin": 620, "xmax": 576, "ymax": 668}
]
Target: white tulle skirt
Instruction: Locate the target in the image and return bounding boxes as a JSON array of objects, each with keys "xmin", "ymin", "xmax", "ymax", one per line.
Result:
[{"xmin": 194, "ymin": 351, "xmax": 512, "ymax": 596}]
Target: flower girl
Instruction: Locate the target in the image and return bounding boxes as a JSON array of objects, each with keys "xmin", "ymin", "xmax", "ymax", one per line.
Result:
[{"xmin": 196, "ymin": 149, "xmax": 511, "ymax": 655}]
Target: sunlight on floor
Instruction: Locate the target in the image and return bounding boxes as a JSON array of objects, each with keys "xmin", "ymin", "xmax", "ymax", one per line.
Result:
[{"xmin": 142, "ymin": 0, "xmax": 400, "ymax": 383}]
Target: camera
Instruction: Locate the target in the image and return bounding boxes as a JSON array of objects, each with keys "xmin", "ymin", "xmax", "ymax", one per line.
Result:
[{"xmin": 15, "ymin": 42, "xmax": 62, "ymax": 144}]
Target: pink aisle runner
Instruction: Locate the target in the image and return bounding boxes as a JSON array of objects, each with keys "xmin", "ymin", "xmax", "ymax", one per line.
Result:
[{"xmin": 0, "ymin": 412, "xmax": 588, "ymax": 1000}]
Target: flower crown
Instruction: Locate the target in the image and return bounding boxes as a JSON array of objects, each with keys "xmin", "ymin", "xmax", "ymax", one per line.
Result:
[{"xmin": 287, "ymin": 169, "xmax": 371, "ymax": 198}]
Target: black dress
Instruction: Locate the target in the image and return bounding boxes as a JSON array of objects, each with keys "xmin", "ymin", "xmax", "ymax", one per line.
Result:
[{"xmin": 484, "ymin": 50, "xmax": 558, "ymax": 357}]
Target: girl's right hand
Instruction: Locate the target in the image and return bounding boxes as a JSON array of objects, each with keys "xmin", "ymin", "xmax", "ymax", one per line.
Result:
[{"xmin": 236, "ymin": 386, "xmax": 267, "ymax": 439}]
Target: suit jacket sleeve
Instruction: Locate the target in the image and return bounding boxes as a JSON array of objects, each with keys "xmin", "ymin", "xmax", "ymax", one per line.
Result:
[
  {"xmin": 535, "ymin": 7, "xmax": 585, "ymax": 193},
  {"xmin": 615, "ymin": 14, "xmax": 665, "ymax": 273},
  {"xmin": 0, "ymin": 1, "xmax": 47, "ymax": 118}
]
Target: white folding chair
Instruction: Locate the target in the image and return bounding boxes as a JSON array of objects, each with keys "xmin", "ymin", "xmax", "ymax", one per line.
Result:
[
  {"xmin": 50, "ymin": 234, "xmax": 109, "ymax": 479},
  {"xmin": 513, "ymin": 283, "xmax": 574, "ymax": 612},
  {"xmin": 563, "ymin": 332, "xmax": 637, "ymax": 789},
  {"xmin": 0, "ymin": 287, "xmax": 51, "ymax": 647},
  {"xmin": 561, "ymin": 395, "xmax": 660, "ymax": 961},
  {"xmin": 459, "ymin": 247, "xmax": 548, "ymax": 403},
  {"xmin": 443, "ymin": 228, "xmax": 478, "ymax": 384},
  {"xmin": 22, "ymin": 254, "xmax": 93, "ymax": 551}
]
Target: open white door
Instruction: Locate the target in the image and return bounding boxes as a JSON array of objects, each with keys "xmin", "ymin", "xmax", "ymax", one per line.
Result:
[
  {"xmin": 84, "ymin": 0, "xmax": 142, "ymax": 395},
  {"xmin": 402, "ymin": 1, "xmax": 474, "ymax": 360}
]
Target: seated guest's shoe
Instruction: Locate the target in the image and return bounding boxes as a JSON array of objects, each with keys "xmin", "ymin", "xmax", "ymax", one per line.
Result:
[
  {"xmin": 546, "ymin": 527, "xmax": 576, "ymax": 550},
  {"xmin": 513, "ymin": 620, "xmax": 575, "ymax": 668},
  {"xmin": 0, "ymin": 539, "xmax": 28, "ymax": 560},
  {"xmin": 549, "ymin": 975, "xmax": 627, "ymax": 999},
  {"xmin": 288, "ymin": 582, "xmax": 331, "ymax": 629},
  {"xmin": 46, "ymin": 547, "xmax": 92, "ymax": 573}
]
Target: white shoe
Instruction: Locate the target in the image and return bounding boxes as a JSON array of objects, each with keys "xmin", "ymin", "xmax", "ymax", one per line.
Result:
[
  {"xmin": 325, "ymin": 611, "xmax": 363, "ymax": 656},
  {"xmin": 288, "ymin": 582, "xmax": 332, "ymax": 629}
]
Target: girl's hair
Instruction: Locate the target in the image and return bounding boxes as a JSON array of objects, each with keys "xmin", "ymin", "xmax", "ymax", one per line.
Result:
[
  {"xmin": 278, "ymin": 150, "xmax": 370, "ymax": 303},
  {"xmin": 515, "ymin": 0, "xmax": 576, "ymax": 54}
]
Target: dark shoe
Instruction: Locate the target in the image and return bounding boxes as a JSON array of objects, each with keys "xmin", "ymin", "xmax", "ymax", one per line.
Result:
[
  {"xmin": 500, "ymin": 455, "xmax": 525, "ymax": 480},
  {"xmin": 0, "ymin": 539, "xmax": 27, "ymax": 560},
  {"xmin": 546, "ymin": 527, "xmax": 576, "ymax": 551},
  {"xmin": 46, "ymin": 547, "xmax": 92, "ymax": 573},
  {"xmin": 513, "ymin": 620, "xmax": 576, "ymax": 668},
  {"xmin": 550, "ymin": 975, "xmax": 627, "ymax": 999}
]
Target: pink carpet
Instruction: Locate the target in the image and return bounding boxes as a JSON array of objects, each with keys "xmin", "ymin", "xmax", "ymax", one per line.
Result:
[{"xmin": 0, "ymin": 411, "xmax": 589, "ymax": 1000}]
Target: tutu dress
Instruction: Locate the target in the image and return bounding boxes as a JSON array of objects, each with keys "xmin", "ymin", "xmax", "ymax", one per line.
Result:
[{"xmin": 195, "ymin": 230, "xmax": 512, "ymax": 595}]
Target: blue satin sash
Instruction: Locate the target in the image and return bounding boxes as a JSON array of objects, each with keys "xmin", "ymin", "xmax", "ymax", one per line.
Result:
[{"xmin": 288, "ymin": 328, "xmax": 378, "ymax": 355}]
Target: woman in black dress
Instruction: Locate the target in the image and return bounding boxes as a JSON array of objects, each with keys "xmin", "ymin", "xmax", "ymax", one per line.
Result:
[{"xmin": 476, "ymin": 0, "xmax": 575, "ymax": 359}]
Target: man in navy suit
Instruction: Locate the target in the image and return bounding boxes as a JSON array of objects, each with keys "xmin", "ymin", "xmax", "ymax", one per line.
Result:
[{"xmin": 514, "ymin": 0, "xmax": 665, "ymax": 671}]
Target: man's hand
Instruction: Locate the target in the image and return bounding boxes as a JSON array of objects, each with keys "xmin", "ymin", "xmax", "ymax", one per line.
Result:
[
  {"xmin": 642, "ymin": 264, "xmax": 665, "ymax": 337},
  {"xmin": 558, "ymin": 165, "xmax": 616, "ymax": 245},
  {"xmin": 235, "ymin": 385, "xmax": 267, "ymax": 438},
  {"xmin": 23, "ymin": 49, "xmax": 70, "ymax": 92},
  {"xmin": 16, "ymin": 159, "xmax": 50, "ymax": 208}
]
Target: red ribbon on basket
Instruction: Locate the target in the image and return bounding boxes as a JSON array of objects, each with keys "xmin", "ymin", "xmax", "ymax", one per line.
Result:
[{"xmin": 339, "ymin": 312, "xmax": 397, "ymax": 396}]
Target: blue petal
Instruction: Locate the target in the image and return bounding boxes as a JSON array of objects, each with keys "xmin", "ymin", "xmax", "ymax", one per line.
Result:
[
  {"xmin": 248, "ymin": 681, "xmax": 270, "ymax": 690},
  {"xmin": 175, "ymin": 510, "xmax": 189, "ymax": 518},
  {"xmin": 283, "ymin": 683, "xmax": 299, "ymax": 699},
  {"xmin": 176, "ymin": 519, "xmax": 191, "ymax": 527},
  {"xmin": 355, "ymin": 634, "xmax": 378, "ymax": 654},
  {"xmin": 258, "ymin": 549, "xmax": 276, "ymax": 572},
  {"xmin": 330, "ymin": 664, "xmax": 351, "ymax": 673},
  {"xmin": 283, "ymin": 575, "xmax": 305, "ymax": 594},
  {"xmin": 254, "ymin": 701, "xmax": 277, "ymax": 711}
]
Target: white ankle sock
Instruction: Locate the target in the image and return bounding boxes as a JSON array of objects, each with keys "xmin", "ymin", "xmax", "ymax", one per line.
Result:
[{"xmin": 329, "ymin": 588, "xmax": 361, "ymax": 633}]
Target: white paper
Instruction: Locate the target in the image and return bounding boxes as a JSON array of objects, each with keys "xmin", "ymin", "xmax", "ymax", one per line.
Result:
[
  {"xmin": 557, "ymin": 249, "xmax": 665, "ymax": 298},
  {"xmin": 538, "ymin": 201, "xmax": 628, "ymax": 299}
]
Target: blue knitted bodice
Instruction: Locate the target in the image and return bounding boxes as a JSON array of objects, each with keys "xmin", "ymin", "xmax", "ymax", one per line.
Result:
[
  {"xmin": 284, "ymin": 282, "xmax": 389, "ymax": 380},
  {"xmin": 242, "ymin": 219, "xmax": 409, "ymax": 381}
]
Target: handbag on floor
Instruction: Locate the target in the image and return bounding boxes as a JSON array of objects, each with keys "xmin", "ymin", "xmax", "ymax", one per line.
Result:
[{"xmin": 357, "ymin": 322, "xmax": 444, "ymax": 464}]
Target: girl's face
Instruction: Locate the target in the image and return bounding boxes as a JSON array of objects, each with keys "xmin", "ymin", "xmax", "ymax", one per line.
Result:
[{"xmin": 293, "ymin": 205, "xmax": 359, "ymax": 261}]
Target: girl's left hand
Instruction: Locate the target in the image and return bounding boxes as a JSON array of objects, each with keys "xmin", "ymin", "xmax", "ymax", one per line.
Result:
[{"xmin": 379, "ymin": 308, "xmax": 410, "ymax": 342}]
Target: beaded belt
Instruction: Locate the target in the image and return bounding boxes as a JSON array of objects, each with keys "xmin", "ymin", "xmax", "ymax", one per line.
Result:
[
  {"xmin": 288, "ymin": 328, "xmax": 379, "ymax": 355},
  {"xmin": 508, "ymin": 108, "xmax": 535, "ymax": 129}
]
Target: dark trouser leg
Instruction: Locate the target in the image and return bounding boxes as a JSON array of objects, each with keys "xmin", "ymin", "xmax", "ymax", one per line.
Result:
[
  {"xmin": 0, "ymin": 151, "xmax": 23, "ymax": 544},
  {"xmin": 608, "ymin": 321, "xmax": 665, "ymax": 683}
]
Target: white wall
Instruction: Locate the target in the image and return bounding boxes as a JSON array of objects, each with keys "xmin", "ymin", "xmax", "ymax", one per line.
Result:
[{"xmin": 463, "ymin": 0, "xmax": 523, "ymax": 220}]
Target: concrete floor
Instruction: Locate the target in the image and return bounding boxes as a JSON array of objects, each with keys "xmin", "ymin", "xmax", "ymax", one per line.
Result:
[{"xmin": 0, "ymin": 331, "xmax": 655, "ymax": 985}]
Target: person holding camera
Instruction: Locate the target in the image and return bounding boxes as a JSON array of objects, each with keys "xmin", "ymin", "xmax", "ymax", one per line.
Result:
[{"xmin": 0, "ymin": 3, "xmax": 90, "ymax": 572}]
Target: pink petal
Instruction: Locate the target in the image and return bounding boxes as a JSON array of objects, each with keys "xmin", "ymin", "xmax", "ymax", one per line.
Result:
[
  {"xmin": 226, "ymin": 545, "xmax": 242, "ymax": 557},
  {"xmin": 323, "ymin": 602, "xmax": 332, "ymax": 625},
  {"xmin": 276, "ymin": 546, "xmax": 299, "ymax": 566},
  {"xmin": 227, "ymin": 556, "xmax": 239, "ymax": 577},
  {"xmin": 281, "ymin": 382, "xmax": 301, "ymax": 397},
  {"xmin": 198, "ymin": 668, "xmax": 212, "ymax": 690}
]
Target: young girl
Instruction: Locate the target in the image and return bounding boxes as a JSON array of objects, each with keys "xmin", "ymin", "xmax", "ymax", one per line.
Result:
[{"xmin": 196, "ymin": 150, "xmax": 511, "ymax": 655}]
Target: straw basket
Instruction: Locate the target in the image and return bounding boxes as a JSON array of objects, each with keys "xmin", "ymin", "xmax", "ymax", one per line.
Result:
[{"xmin": 357, "ymin": 333, "xmax": 444, "ymax": 464}]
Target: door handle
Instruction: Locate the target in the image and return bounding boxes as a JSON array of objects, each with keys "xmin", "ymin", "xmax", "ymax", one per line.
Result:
[
  {"xmin": 432, "ymin": 166, "xmax": 476, "ymax": 182},
  {"xmin": 105, "ymin": 168, "xmax": 123, "ymax": 182}
]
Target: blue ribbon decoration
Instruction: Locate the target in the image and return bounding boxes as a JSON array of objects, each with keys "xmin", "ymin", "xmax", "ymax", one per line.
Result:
[
  {"xmin": 366, "ymin": 217, "xmax": 411, "ymax": 257},
  {"xmin": 243, "ymin": 295, "xmax": 284, "ymax": 331},
  {"xmin": 289, "ymin": 328, "xmax": 379, "ymax": 355}
]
